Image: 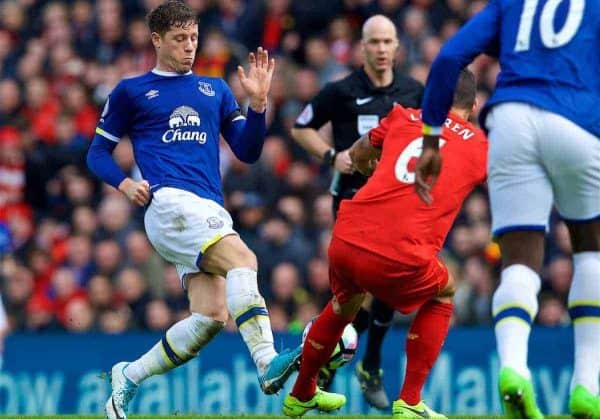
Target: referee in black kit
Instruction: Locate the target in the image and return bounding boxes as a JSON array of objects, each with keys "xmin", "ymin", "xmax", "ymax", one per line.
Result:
[{"xmin": 291, "ymin": 14, "xmax": 423, "ymax": 410}]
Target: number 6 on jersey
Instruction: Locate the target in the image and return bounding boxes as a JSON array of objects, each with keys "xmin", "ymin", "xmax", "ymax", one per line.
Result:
[{"xmin": 395, "ymin": 137, "xmax": 446, "ymax": 184}]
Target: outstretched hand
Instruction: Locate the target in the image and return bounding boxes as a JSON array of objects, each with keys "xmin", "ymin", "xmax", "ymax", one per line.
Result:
[
  {"xmin": 238, "ymin": 47, "xmax": 275, "ymax": 113},
  {"xmin": 414, "ymin": 135, "xmax": 442, "ymax": 205}
]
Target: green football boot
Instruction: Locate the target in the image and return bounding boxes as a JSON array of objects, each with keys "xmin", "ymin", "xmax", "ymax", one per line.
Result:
[
  {"xmin": 282, "ymin": 388, "xmax": 346, "ymax": 417},
  {"xmin": 498, "ymin": 367, "xmax": 544, "ymax": 419},
  {"xmin": 392, "ymin": 399, "xmax": 448, "ymax": 419},
  {"xmin": 569, "ymin": 385, "xmax": 600, "ymax": 419}
]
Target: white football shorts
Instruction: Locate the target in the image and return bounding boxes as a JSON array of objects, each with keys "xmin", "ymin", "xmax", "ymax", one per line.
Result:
[
  {"xmin": 144, "ymin": 187, "xmax": 237, "ymax": 282},
  {"xmin": 485, "ymin": 102, "xmax": 600, "ymax": 236}
]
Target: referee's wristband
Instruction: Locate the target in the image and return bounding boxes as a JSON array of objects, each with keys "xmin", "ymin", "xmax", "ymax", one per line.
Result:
[{"xmin": 323, "ymin": 148, "xmax": 337, "ymax": 166}]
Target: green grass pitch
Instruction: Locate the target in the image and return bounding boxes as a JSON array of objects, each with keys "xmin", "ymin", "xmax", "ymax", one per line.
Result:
[{"xmin": 0, "ymin": 416, "xmax": 572, "ymax": 419}]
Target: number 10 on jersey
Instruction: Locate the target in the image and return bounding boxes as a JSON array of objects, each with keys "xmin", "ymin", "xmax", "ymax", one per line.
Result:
[{"xmin": 515, "ymin": 0, "xmax": 585, "ymax": 52}]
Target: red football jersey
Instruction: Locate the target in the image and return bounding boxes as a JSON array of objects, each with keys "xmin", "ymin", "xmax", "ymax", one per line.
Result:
[{"xmin": 334, "ymin": 105, "xmax": 488, "ymax": 267}]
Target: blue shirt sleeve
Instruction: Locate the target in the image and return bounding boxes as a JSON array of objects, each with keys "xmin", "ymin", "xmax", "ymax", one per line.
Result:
[
  {"xmin": 219, "ymin": 79, "xmax": 266, "ymax": 164},
  {"xmin": 86, "ymin": 136, "xmax": 127, "ymax": 189},
  {"xmin": 422, "ymin": 1, "xmax": 501, "ymax": 134},
  {"xmin": 87, "ymin": 81, "xmax": 132, "ymax": 188},
  {"xmin": 95, "ymin": 81, "xmax": 132, "ymax": 142}
]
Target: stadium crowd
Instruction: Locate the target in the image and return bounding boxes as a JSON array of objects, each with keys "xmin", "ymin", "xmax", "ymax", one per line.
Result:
[{"xmin": 0, "ymin": 0, "xmax": 574, "ymax": 337}]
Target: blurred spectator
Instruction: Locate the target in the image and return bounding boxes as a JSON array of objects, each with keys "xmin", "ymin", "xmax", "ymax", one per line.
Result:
[
  {"xmin": 116, "ymin": 267, "xmax": 151, "ymax": 328},
  {"xmin": 63, "ymin": 297, "xmax": 95, "ymax": 332},
  {"xmin": 268, "ymin": 303, "xmax": 289, "ymax": 332},
  {"xmin": 163, "ymin": 265, "xmax": 189, "ymax": 321},
  {"xmin": 94, "ymin": 239, "xmax": 123, "ymax": 278},
  {"xmin": 98, "ymin": 305, "xmax": 131, "ymax": 334},
  {"xmin": 537, "ymin": 292, "xmax": 569, "ymax": 327},
  {"xmin": 306, "ymin": 257, "xmax": 331, "ymax": 308},
  {"xmin": 257, "ymin": 215, "xmax": 313, "ymax": 280},
  {"xmin": 64, "ymin": 234, "xmax": 94, "ymax": 286},
  {"xmin": 125, "ymin": 230, "xmax": 165, "ymax": 298},
  {"xmin": 87, "ymin": 274, "xmax": 115, "ymax": 312},
  {"xmin": 71, "ymin": 206, "xmax": 99, "ymax": 237},
  {"xmin": 193, "ymin": 28, "xmax": 239, "ymax": 79},
  {"xmin": 269, "ymin": 262, "xmax": 308, "ymax": 317},
  {"xmin": 22, "ymin": 77, "xmax": 60, "ymax": 143},
  {"xmin": 0, "ymin": 78, "xmax": 22, "ymax": 125},
  {"xmin": 304, "ymin": 36, "xmax": 348, "ymax": 86},
  {"xmin": 97, "ymin": 194, "xmax": 138, "ymax": 245},
  {"xmin": 25, "ymin": 293, "xmax": 58, "ymax": 331},
  {"xmin": 544, "ymin": 256, "xmax": 572, "ymax": 303},
  {"xmin": 145, "ymin": 299, "xmax": 172, "ymax": 331}
]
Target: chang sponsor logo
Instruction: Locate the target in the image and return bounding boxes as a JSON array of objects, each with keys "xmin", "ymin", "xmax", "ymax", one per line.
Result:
[{"xmin": 162, "ymin": 106, "xmax": 207, "ymax": 144}]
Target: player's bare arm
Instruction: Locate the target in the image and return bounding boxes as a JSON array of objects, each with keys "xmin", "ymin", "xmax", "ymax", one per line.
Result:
[
  {"xmin": 237, "ymin": 47, "xmax": 275, "ymax": 113},
  {"xmin": 414, "ymin": 134, "xmax": 442, "ymax": 205},
  {"xmin": 290, "ymin": 127, "xmax": 331, "ymax": 160},
  {"xmin": 118, "ymin": 178, "xmax": 151, "ymax": 206},
  {"xmin": 290, "ymin": 128, "xmax": 353, "ymax": 174},
  {"xmin": 348, "ymin": 135, "xmax": 381, "ymax": 177}
]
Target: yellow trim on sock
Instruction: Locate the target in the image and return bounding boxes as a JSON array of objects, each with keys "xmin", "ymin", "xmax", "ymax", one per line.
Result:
[
  {"xmin": 568, "ymin": 300, "xmax": 600, "ymax": 308},
  {"xmin": 233, "ymin": 303, "xmax": 264, "ymax": 322},
  {"xmin": 237, "ymin": 315, "xmax": 270, "ymax": 331},
  {"xmin": 573, "ymin": 317, "xmax": 600, "ymax": 324},
  {"xmin": 493, "ymin": 303, "xmax": 534, "ymax": 318},
  {"xmin": 159, "ymin": 346, "xmax": 176, "ymax": 368},
  {"xmin": 494, "ymin": 317, "xmax": 531, "ymax": 329},
  {"xmin": 165, "ymin": 335, "xmax": 188, "ymax": 361}
]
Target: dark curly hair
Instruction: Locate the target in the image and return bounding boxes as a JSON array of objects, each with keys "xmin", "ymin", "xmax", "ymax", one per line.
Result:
[{"xmin": 147, "ymin": 1, "xmax": 197, "ymax": 36}]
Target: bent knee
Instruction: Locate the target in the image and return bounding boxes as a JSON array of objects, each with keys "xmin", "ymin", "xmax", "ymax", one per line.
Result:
[
  {"xmin": 332, "ymin": 294, "xmax": 365, "ymax": 319},
  {"xmin": 437, "ymin": 273, "xmax": 456, "ymax": 299},
  {"xmin": 200, "ymin": 305, "xmax": 229, "ymax": 324}
]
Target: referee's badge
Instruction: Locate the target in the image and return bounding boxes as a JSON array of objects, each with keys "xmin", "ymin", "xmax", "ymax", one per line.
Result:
[
  {"xmin": 198, "ymin": 82, "xmax": 215, "ymax": 97},
  {"xmin": 296, "ymin": 104, "xmax": 314, "ymax": 125}
]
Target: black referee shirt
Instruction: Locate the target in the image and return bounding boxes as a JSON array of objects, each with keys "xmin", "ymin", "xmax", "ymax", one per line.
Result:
[{"xmin": 294, "ymin": 68, "xmax": 423, "ymax": 198}]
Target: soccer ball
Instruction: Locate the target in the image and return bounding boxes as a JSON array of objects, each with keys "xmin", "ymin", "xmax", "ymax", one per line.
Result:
[{"xmin": 302, "ymin": 318, "xmax": 358, "ymax": 370}]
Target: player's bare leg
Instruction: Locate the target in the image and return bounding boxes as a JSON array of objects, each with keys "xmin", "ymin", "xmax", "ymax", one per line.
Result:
[
  {"xmin": 565, "ymin": 221, "xmax": 600, "ymax": 419},
  {"xmin": 282, "ymin": 294, "xmax": 364, "ymax": 417},
  {"xmin": 493, "ymin": 231, "xmax": 544, "ymax": 419},
  {"xmin": 200, "ymin": 234, "xmax": 300, "ymax": 394},
  {"xmin": 393, "ymin": 270, "xmax": 455, "ymax": 419},
  {"xmin": 106, "ymin": 273, "xmax": 227, "ymax": 419}
]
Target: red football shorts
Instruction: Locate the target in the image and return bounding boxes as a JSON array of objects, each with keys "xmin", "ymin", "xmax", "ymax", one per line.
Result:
[{"xmin": 328, "ymin": 235, "xmax": 449, "ymax": 314}]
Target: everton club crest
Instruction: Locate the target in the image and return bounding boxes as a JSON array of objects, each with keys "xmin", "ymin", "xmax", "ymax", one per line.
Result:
[{"xmin": 198, "ymin": 82, "xmax": 215, "ymax": 97}]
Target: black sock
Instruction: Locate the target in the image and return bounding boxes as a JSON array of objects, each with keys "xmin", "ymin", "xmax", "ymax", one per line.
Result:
[
  {"xmin": 352, "ymin": 306, "xmax": 370, "ymax": 335},
  {"xmin": 362, "ymin": 299, "xmax": 394, "ymax": 372}
]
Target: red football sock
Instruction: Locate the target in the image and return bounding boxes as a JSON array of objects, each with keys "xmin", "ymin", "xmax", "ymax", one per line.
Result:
[
  {"xmin": 291, "ymin": 301, "xmax": 353, "ymax": 401},
  {"xmin": 399, "ymin": 300, "xmax": 453, "ymax": 405}
]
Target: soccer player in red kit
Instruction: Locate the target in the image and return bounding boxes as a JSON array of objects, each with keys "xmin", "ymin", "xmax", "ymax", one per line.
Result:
[{"xmin": 282, "ymin": 70, "xmax": 487, "ymax": 419}]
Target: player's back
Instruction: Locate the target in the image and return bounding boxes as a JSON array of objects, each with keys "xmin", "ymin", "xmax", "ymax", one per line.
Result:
[
  {"xmin": 334, "ymin": 106, "xmax": 487, "ymax": 267},
  {"xmin": 484, "ymin": 0, "xmax": 600, "ymax": 136}
]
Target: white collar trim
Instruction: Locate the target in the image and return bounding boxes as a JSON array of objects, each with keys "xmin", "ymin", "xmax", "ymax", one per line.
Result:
[{"xmin": 152, "ymin": 68, "xmax": 192, "ymax": 77}]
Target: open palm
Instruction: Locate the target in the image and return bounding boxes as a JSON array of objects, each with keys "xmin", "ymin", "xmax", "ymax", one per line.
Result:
[{"xmin": 238, "ymin": 47, "xmax": 275, "ymax": 110}]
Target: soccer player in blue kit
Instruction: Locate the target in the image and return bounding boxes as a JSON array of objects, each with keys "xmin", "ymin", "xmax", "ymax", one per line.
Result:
[
  {"xmin": 414, "ymin": 1, "xmax": 599, "ymax": 418},
  {"xmin": 87, "ymin": 2, "xmax": 299, "ymax": 418}
]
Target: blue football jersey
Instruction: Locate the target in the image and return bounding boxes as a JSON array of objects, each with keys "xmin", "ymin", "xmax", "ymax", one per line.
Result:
[
  {"xmin": 422, "ymin": 0, "xmax": 600, "ymax": 137},
  {"xmin": 95, "ymin": 69, "xmax": 242, "ymax": 204}
]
